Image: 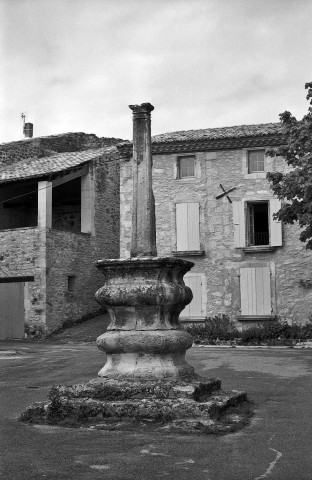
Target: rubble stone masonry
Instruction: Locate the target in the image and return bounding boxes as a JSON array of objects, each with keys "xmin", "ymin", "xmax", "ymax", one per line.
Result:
[
  {"xmin": 120, "ymin": 149, "xmax": 312, "ymax": 325},
  {"xmin": 46, "ymin": 153, "xmax": 120, "ymax": 332},
  {"xmin": 0, "ymin": 227, "xmax": 47, "ymax": 327},
  {"xmin": 0, "ymin": 135, "xmax": 121, "ymax": 335}
]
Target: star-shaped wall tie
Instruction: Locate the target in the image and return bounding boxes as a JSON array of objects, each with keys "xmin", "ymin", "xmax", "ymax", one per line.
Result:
[{"xmin": 215, "ymin": 184, "xmax": 237, "ymax": 203}]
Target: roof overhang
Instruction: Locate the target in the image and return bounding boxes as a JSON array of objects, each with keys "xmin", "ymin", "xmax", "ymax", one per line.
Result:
[{"xmin": 117, "ymin": 134, "xmax": 285, "ymax": 160}]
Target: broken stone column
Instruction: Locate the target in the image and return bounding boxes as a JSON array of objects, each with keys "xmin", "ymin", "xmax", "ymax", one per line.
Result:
[
  {"xmin": 95, "ymin": 103, "xmax": 195, "ymax": 380},
  {"xmin": 130, "ymin": 103, "xmax": 157, "ymax": 258}
]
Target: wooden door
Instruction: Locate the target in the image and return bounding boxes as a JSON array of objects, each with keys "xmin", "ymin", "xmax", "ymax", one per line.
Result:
[{"xmin": 0, "ymin": 282, "xmax": 24, "ymax": 339}]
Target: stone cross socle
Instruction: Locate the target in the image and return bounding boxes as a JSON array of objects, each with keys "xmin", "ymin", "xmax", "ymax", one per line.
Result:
[
  {"xmin": 129, "ymin": 103, "xmax": 157, "ymax": 258},
  {"xmin": 20, "ymin": 102, "xmax": 249, "ymax": 433}
]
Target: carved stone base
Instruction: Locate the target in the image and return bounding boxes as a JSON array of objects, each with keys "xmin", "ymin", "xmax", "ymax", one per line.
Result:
[
  {"xmin": 20, "ymin": 377, "xmax": 250, "ymax": 434},
  {"xmin": 95, "ymin": 257, "xmax": 195, "ymax": 380}
]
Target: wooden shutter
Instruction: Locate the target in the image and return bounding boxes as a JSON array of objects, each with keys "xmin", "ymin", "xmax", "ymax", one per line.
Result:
[
  {"xmin": 240, "ymin": 267, "xmax": 271, "ymax": 315},
  {"xmin": 180, "ymin": 274, "xmax": 202, "ymax": 318},
  {"xmin": 233, "ymin": 201, "xmax": 246, "ymax": 247},
  {"xmin": 269, "ymin": 199, "xmax": 282, "ymax": 246},
  {"xmin": 176, "ymin": 202, "xmax": 200, "ymax": 251}
]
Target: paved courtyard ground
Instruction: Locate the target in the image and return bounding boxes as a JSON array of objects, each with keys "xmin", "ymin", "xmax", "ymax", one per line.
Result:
[{"xmin": 1, "ymin": 324, "xmax": 312, "ymax": 479}]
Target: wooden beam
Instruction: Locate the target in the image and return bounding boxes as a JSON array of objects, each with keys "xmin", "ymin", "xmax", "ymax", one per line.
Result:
[
  {"xmin": 0, "ymin": 276, "xmax": 34, "ymax": 283},
  {"xmin": 52, "ymin": 165, "xmax": 89, "ymax": 188}
]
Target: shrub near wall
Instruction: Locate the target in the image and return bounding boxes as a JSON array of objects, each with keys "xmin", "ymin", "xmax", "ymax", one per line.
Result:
[
  {"xmin": 185, "ymin": 315, "xmax": 239, "ymax": 344},
  {"xmin": 185, "ymin": 315, "xmax": 312, "ymax": 345}
]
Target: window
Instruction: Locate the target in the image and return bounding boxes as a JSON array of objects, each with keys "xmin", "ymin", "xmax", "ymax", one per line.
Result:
[
  {"xmin": 67, "ymin": 276, "xmax": 76, "ymax": 292},
  {"xmin": 178, "ymin": 156, "xmax": 195, "ymax": 178},
  {"xmin": 233, "ymin": 199, "xmax": 282, "ymax": 248},
  {"xmin": 176, "ymin": 202, "xmax": 200, "ymax": 251},
  {"xmin": 247, "ymin": 202, "xmax": 269, "ymax": 246},
  {"xmin": 239, "ymin": 267, "xmax": 272, "ymax": 316},
  {"xmin": 248, "ymin": 150, "xmax": 265, "ymax": 173}
]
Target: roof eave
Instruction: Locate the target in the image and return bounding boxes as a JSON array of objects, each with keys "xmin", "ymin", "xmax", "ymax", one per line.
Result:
[{"xmin": 117, "ymin": 133, "xmax": 285, "ymax": 160}]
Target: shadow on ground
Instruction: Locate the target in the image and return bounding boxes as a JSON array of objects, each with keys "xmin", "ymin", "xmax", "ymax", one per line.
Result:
[{"xmin": 46, "ymin": 314, "xmax": 111, "ymax": 343}]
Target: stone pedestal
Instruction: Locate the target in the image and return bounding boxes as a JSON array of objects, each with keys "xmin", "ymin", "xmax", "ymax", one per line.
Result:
[{"xmin": 95, "ymin": 257, "xmax": 195, "ymax": 380}]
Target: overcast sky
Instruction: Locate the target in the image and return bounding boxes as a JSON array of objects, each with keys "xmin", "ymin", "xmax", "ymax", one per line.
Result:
[{"xmin": 1, "ymin": 0, "xmax": 311, "ymax": 143}]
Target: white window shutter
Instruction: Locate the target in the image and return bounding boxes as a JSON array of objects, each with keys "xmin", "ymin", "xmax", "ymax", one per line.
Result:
[
  {"xmin": 233, "ymin": 201, "xmax": 245, "ymax": 247},
  {"xmin": 269, "ymin": 199, "xmax": 282, "ymax": 246},
  {"xmin": 187, "ymin": 203, "xmax": 200, "ymax": 250},
  {"xmin": 176, "ymin": 202, "xmax": 200, "ymax": 251},
  {"xmin": 180, "ymin": 274, "xmax": 202, "ymax": 318},
  {"xmin": 176, "ymin": 203, "xmax": 188, "ymax": 251},
  {"xmin": 240, "ymin": 267, "xmax": 271, "ymax": 315}
]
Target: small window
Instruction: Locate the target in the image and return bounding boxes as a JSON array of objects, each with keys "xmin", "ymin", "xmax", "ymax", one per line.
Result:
[
  {"xmin": 248, "ymin": 150, "xmax": 265, "ymax": 173},
  {"xmin": 178, "ymin": 156, "xmax": 195, "ymax": 178},
  {"xmin": 67, "ymin": 276, "xmax": 76, "ymax": 292}
]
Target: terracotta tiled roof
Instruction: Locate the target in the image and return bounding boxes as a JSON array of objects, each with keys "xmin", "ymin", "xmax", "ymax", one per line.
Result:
[
  {"xmin": 151, "ymin": 123, "xmax": 283, "ymax": 143},
  {"xmin": 117, "ymin": 122, "xmax": 284, "ymax": 159},
  {"xmin": 0, "ymin": 146, "xmax": 116, "ymax": 183}
]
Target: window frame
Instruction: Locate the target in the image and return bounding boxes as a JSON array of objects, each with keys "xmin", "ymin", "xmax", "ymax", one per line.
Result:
[
  {"xmin": 247, "ymin": 149, "xmax": 265, "ymax": 174},
  {"xmin": 174, "ymin": 154, "xmax": 200, "ymax": 181},
  {"xmin": 177, "ymin": 155, "xmax": 196, "ymax": 179},
  {"xmin": 246, "ymin": 200, "xmax": 270, "ymax": 247},
  {"xmin": 233, "ymin": 198, "xmax": 282, "ymax": 250}
]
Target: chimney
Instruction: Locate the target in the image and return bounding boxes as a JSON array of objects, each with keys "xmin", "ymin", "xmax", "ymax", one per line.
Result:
[{"xmin": 24, "ymin": 122, "xmax": 33, "ymax": 138}]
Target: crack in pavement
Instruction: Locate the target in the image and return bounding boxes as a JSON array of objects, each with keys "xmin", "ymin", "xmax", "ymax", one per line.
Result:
[{"xmin": 254, "ymin": 436, "xmax": 283, "ymax": 479}]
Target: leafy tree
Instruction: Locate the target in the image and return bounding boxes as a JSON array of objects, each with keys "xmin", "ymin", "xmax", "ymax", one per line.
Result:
[{"xmin": 267, "ymin": 82, "xmax": 312, "ymax": 248}]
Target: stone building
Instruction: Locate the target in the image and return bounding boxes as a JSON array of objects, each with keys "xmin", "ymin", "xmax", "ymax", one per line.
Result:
[
  {"xmin": 118, "ymin": 123, "xmax": 312, "ymax": 328},
  {"xmin": 0, "ymin": 132, "xmax": 124, "ymax": 339}
]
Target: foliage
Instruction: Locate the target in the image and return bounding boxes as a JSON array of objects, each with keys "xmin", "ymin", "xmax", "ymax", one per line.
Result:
[
  {"xmin": 185, "ymin": 314, "xmax": 239, "ymax": 343},
  {"xmin": 266, "ymin": 81, "xmax": 312, "ymax": 248},
  {"xmin": 240, "ymin": 321, "xmax": 295, "ymax": 344},
  {"xmin": 186, "ymin": 316, "xmax": 312, "ymax": 345}
]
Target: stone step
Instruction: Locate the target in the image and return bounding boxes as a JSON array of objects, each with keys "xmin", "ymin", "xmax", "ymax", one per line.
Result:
[{"xmin": 20, "ymin": 383, "xmax": 249, "ymax": 434}]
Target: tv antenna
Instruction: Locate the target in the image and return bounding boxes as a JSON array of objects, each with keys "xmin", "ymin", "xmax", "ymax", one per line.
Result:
[
  {"xmin": 20, "ymin": 112, "xmax": 33, "ymax": 138},
  {"xmin": 21, "ymin": 113, "xmax": 26, "ymax": 135}
]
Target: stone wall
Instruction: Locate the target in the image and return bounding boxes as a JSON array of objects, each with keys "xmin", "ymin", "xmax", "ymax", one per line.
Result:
[
  {"xmin": 46, "ymin": 152, "xmax": 120, "ymax": 332},
  {"xmin": 0, "ymin": 143, "xmax": 120, "ymax": 336},
  {"xmin": 0, "ymin": 227, "xmax": 47, "ymax": 327},
  {"xmin": 120, "ymin": 148, "xmax": 312, "ymax": 325}
]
